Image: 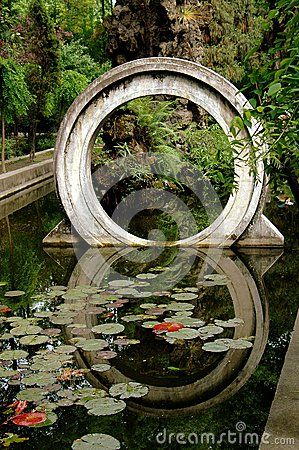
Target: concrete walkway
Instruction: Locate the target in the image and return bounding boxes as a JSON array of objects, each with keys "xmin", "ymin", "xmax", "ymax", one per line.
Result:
[
  {"xmin": 0, "ymin": 149, "xmax": 54, "ymax": 200},
  {"xmin": 260, "ymin": 310, "xmax": 299, "ymax": 449},
  {"xmin": 0, "ymin": 148, "xmax": 53, "ymax": 175}
]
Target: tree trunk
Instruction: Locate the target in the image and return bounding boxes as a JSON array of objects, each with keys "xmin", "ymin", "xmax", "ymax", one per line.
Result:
[
  {"xmin": 5, "ymin": 215, "xmax": 14, "ymax": 288},
  {"xmin": 1, "ymin": 115, "xmax": 6, "ymax": 173},
  {"xmin": 30, "ymin": 120, "xmax": 37, "ymax": 161}
]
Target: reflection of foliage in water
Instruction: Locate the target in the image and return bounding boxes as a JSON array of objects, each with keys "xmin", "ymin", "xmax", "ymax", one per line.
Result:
[{"xmin": 0, "ymin": 235, "xmax": 43, "ymax": 305}]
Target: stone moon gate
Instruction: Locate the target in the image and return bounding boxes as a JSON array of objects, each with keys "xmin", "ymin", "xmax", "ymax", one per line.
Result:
[{"xmin": 54, "ymin": 57, "xmax": 283, "ymax": 248}]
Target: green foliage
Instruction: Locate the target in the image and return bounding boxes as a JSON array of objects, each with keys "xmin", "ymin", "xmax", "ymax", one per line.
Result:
[
  {"xmin": 50, "ymin": 69, "xmax": 89, "ymax": 118},
  {"xmin": 245, "ymin": 0, "xmax": 299, "ymax": 203},
  {"xmin": 119, "ymin": 97, "xmax": 234, "ymax": 201},
  {"xmin": 26, "ymin": 0, "xmax": 60, "ymax": 107},
  {"xmin": 60, "ymin": 40, "xmax": 109, "ymax": 81},
  {"xmin": 0, "ymin": 58, "xmax": 33, "ymax": 122},
  {"xmin": 49, "ymin": 40, "xmax": 110, "ymax": 118},
  {"xmin": 183, "ymin": 123, "xmax": 235, "ymax": 199},
  {"xmin": 128, "ymin": 97, "xmax": 181, "ymax": 156},
  {"xmin": 204, "ymin": 0, "xmax": 266, "ymax": 83},
  {"xmin": 0, "ymin": 236, "xmax": 44, "ymax": 304}
]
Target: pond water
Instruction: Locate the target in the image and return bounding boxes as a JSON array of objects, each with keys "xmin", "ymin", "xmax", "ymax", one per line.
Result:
[{"xmin": 0, "ymin": 192, "xmax": 298, "ymax": 449}]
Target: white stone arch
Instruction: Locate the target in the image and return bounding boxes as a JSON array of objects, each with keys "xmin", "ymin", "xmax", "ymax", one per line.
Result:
[{"xmin": 54, "ymin": 57, "xmax": 283, "ymax": 247}]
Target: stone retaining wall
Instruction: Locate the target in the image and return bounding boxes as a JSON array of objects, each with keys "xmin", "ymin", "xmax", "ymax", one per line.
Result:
[{"xmin": 0, "ymin": 158, "xmax": 53, "ymax": 200}]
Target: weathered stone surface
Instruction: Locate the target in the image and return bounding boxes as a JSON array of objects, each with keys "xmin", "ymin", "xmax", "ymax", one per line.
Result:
[
  {"xmin": 260, "ymin": 311, "xmax": 299, "ymax": 449},
  {"xmin": 0, "ymin": 158, "xmax": 53, "ymax": 200}
]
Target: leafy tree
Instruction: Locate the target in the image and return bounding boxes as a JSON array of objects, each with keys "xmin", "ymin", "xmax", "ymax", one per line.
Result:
[
  {"xmin": 245, "ymin": 0, "xmax": 299, "ymax": 205},
  {"xmin": 46, "ymin": 0, "xmax": 112, "ymax": 62},
  {"xmin": 49, "ymin": 40, "xmax": 110, "ymax": 121},
  {"xmin": 24, "ymin": 0, "xmax": 60, "ymax": 159},
  {"xmin": 59, "ymin": 40, "xmax": 108, "ymax": 80},
  {"xmin": 0, "ymin": 58, "xmax": 33, "ymax": 172},
  {"xmin": 52, "ymin": 69, "xmax": 89, "ymax": 122},
  {"xmin": 0, "ymin": 2, "xmax": 33, "ymax": 171}
]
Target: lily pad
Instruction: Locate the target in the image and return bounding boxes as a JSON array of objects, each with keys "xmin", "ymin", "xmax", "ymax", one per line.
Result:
[
  {"xmin": 165, "ymin": 328, "xmax": 200, "ymax": 340},
  {"xmin": 47, "ymin": 290, "xmax": 66, "ymax": 298},
  {"xmin": 115, "ymin": 288, "xmax": 139, "ymax": 296},
  {"xmin": 204, "ymin": 274, "xmax": 227, "ymax": 282},
  {"xmin": 109, "ymin": 382, "xmax": 149, "ymax": 399},
  {"xmin": 69, "ymin": 337, "xmax": 87, "ymax": 346},
  {"xmin": 17, "ymin": 387, "xmax": 47, "ymax": 402},
  {"xmin": 114, "ymin": 338, "xmax": 140, "ymax": 346},
  {"xmin": 78, "ymin": 286, "xmax": 99, "ymax": 295},
  {"xmin": 89, "ymin": 297, "xmax": 108, "ymax": 306},
  {"xmin": 198, "ymin": 273, "xmax": 228, "ymax": 286},
  {"xmin": 136, "ymin": 273, "xmax": 157, "ymax": 280},
  {"xmin": 72, "ymin": 433, "xmax": 120, "ymax": 450},
  {"xmin": 43, "ymin": 328, "xmax": 61, "ymax": 337},
  {"xmin": 62, "ymin": 293, "xmax": 87, "ymax": 301},
  {"xmin": 0, "ymin": 368, "xmax": 19, "ymax": 378},
  {"xmin": 92, "ymin": 323, "xmax": 125, "ymax": 335},
  {"xmin": 174, "ymin": 311, "xmax": 193, "ymax": 317},
  {"xmin": 202, "ymin": 341, "xmax": 229, "ymax": 352},
  {"xmin": 0, "ymin": 350, "xmax": 28, "ymax": 360},
  {"xmin": 77, "ymin": 339, "xmax": 108, "ymax": 352},
  {"xmin": 217, "ymin": 338, "xmax": 253, "ymax": 349},
  {"xmin": 122, "ymin": 314, "xmax": 156, "ymax": 322},
  {"xmin": 171, "ymin": 293, "xmax": 198, "ymax": 301},
  {"xmin": 85, "ymin": 397, "xmax": 126, "ymax": 416},
  {"xmin": 141, "ymin": 321, "xmax": 160, "ymax": 329},
  {"xmin": 91, "ymin": 364, "xmax": 111, "ymax": 372},
  {"xmin": 167, "ymin": 302, "xmax": 195, "ymax": 311},
  {"xmin": 4, "ymin": 290, "xmax": 25, "ymax": 297},
  {"xmin": 96, "ymin": 351, "xmax": 117, "ymax": 360},
  {"xmin": 19, "ymin": 335, "xmax": 49, "ymax": 346},
  {"xmin": 183, "ymin": 287, "xmax": 198, "ymax": 292},
  {"xmin": 214, "ymin": 318, "xmax": 245, "ymax": 328},
  {"xmin": 50, "ymin": 285, "xmax": 67, "ymax": 291},
  {"xmin": 139, "ymin": 303, "xmax": 157, "ymax": 309},
  {"xmin": 0, "ymin": 333, "xmax": 14, "ymax": 340},
  {"xmin": 34, "ymin": 311, "xmax": 54, "ymax": 318},
  {"xmin": 166, "ymin": 317, "xmax": 205, "ymax": 328},
  {"xmin": 108, "ymin": 280, "xmax": 134, "ymax": 288},
  {"xmin": 11, "ymin": 325, "xmax": 43, "ymax": 336},
  {"xmin": 132, "ymin": 281, "xmax": 150, "ymax": 287},
  {"xmin": 22, "ymin": 373, "xmax": 56, "ymax": 387},
  {"xmin": 50, "ymin": 315, "xmax": 75, "ymax": 325},
  {"xmin": 134, "ymin": 291, "xmax": 153, "ymax": 298},
  {"xmin": 199, "ymin": 325, "xmax": 224, "ymax": 335},
  {"xmin": 57, "ymin": 398, "xmax": 74, "ymax": 407},
  {"xmin": 31, "ymin": 359, "xmax": 62, "ymax": 371},
  {"xmin": 105, "ymin": 303, "xmax": 123, "ymax": 310},
  {"xmin": 55, "ymin": 345, "xmax": 77, "ymax": 354}
]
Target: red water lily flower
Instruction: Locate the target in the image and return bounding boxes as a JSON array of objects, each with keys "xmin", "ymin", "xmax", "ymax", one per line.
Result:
[
  {"xmin": 12, "ymin": 412, "xmax": 47, "ymax": 427},
  {"xmin": 153, "ymin": 322, "xmax": 184, "ymax": 333}
]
